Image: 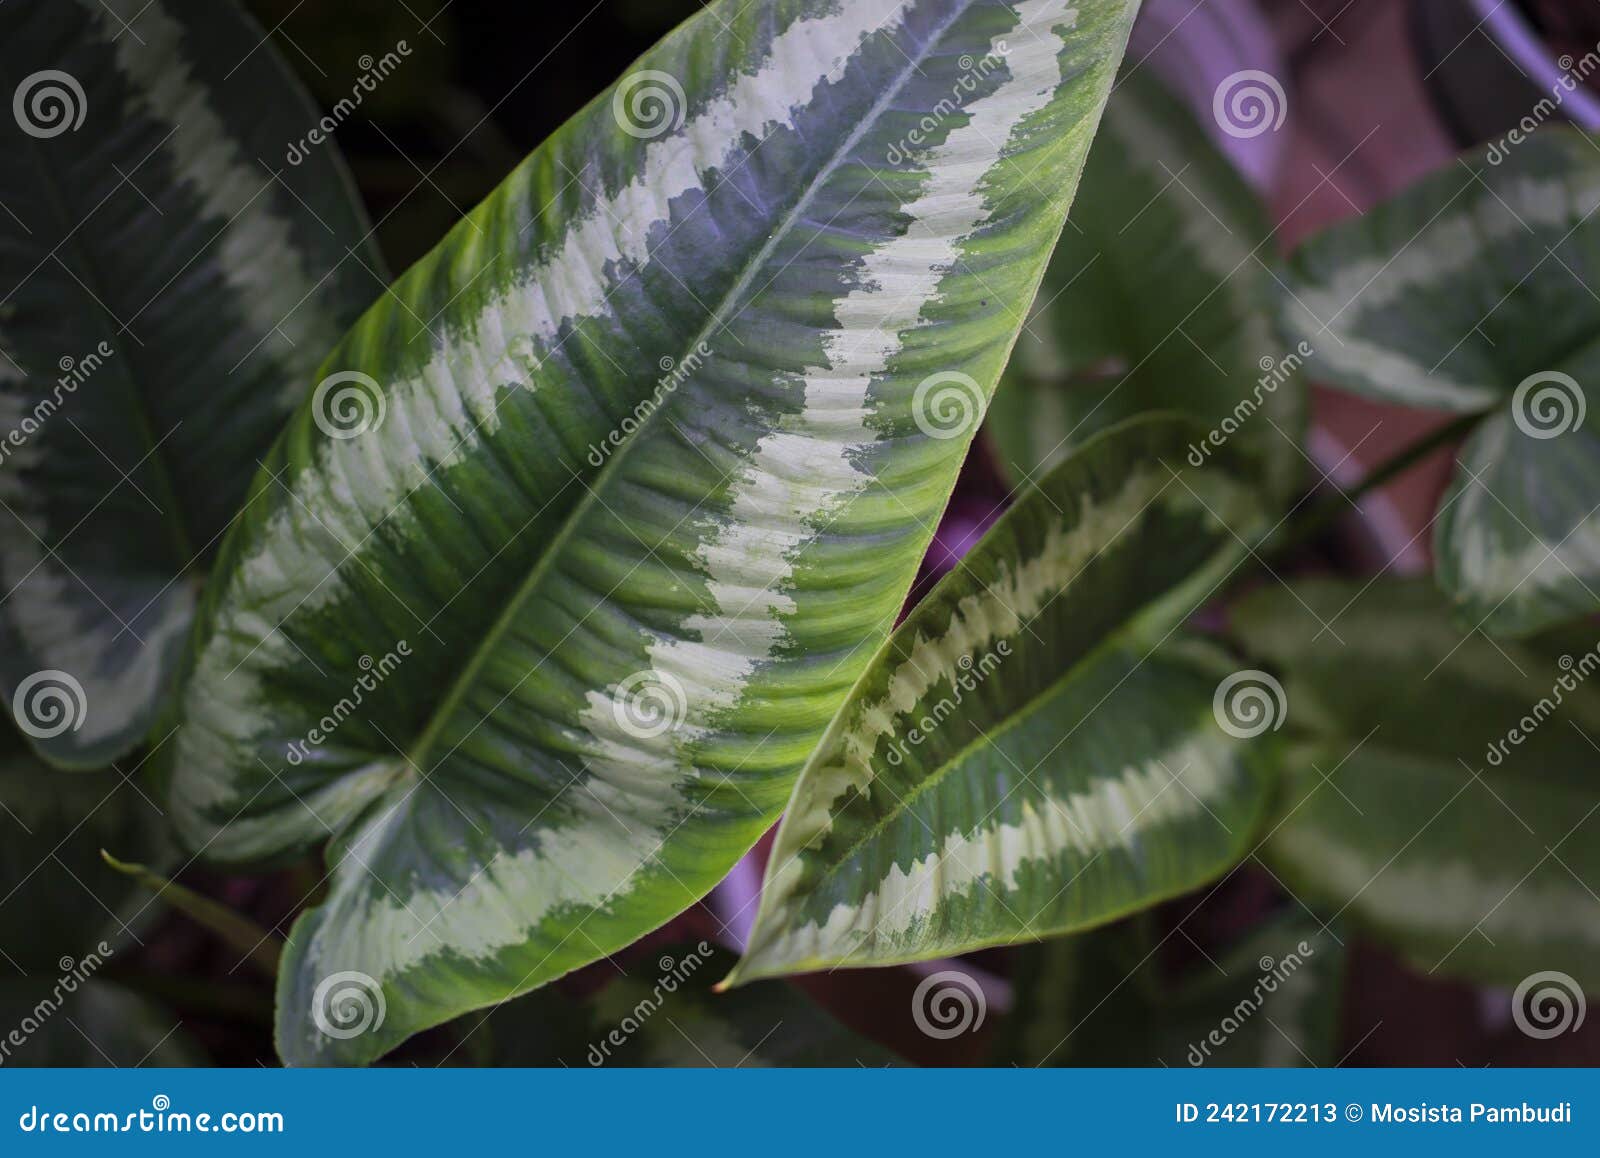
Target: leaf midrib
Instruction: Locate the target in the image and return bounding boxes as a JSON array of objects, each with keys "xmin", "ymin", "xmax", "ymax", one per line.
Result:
[{"xmin": 404, "ymin": 1, "xmax": 982, "ymax": 775}]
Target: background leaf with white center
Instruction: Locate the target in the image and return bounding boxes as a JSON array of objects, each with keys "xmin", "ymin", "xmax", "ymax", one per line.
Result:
[
  {"xmin": 162, "ymin": 0, "xmax": 1143, "ymax": 1065},
  {"xmin": 1278, "ymin": 128, "xmax": 1600, "ymax": 638},
  {"xmin": 0, "ymin": 0, "xmax": 385, "ymax": 768},
  {"xmin": 729, "ymin": 416, "xmax": 1273, "ymax": 983},
  {"xmin": 1002, "ymin": 912, "xmax": 1346, "ymax": 1066},
  {"xmin": 483, "ymin": 943, "xmax": 900, "ymax": 1067},
  {"xmin": 986, "ymin": 70, "xmax": 1303, "ymax": 501},
  {"xmin": 1233, "ymin": 578, "xmax": 1600, "ymax": 989}
]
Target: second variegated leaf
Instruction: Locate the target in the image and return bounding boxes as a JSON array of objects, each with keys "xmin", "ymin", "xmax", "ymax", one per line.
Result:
[{"xmin": 730, "ymin": 416, "xmax": 1275, "ymax": 983}]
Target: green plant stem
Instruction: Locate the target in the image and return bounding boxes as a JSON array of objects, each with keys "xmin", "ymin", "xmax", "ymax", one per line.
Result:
[{"xmin": 1264, "ymin": 411, "xmax": 1481, "ymax": 564}]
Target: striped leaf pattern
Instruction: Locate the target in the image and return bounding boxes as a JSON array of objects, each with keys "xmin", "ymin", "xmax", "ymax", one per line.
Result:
[
  {"xmin": 987, "ymin": 70, "xmax": 1303, "ymax": 500},
  {"xmin": 730, "ymin": 417, "xmax": 1273, "ymax": 983},
  {"xmin": 162, "ymin": 0, "xmax": 1143, "ymax": 1065},
  {"xmin": 1279, "ymin": 129, "xmax": 1600, "ymax": 638},
  {"xmin": 0, "ymin": 0, "xmax": 384, "ymax": 767},
  {"xmin": 1233, "ymin": 579, "xmax": 1600, "ymax": 989}
]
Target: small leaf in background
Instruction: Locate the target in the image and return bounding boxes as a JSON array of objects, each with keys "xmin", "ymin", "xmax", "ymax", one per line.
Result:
[
  {"xmin": 479, "ymin": 943, "xmax": 898, "ymax": 1068},
  {"xmin": 1278, "ymin": 128, "xmax": 1600, "ymax": 638},
  {"xmin": 0, "ymin": 0, "xmax": 386, "ymax": 768},
  {"xmin": 987, "ymin": 69, "xmax": 1305, "ymax": 502},
  {"xmin": 730, "ymin": 417, "xmax": 1276, "ymax": 983},
  {"xmin": 160, "ymin": 0, "xmax": 1144, "ymax": 1065},
  {"xmin": 1003, "ymin": 912, "xmax": 1346, "ymax": 1067},
  {"xmin": 1233, "ymin": 578, "xmax": 1600, "ymax": 990}
]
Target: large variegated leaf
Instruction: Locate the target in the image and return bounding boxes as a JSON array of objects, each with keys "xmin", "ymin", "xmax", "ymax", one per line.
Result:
[
  {"xmin": 483, "ymin": 943, "xmax": 899, "ymax": 1067},
  {"xmin": 987, "ymin": 70, "xmax": 1302, "ymax": 499},
  {"xmin": 729, "ymin": 417, "xmax": 1273, "ymax": 983},
  {"xmin": 162, "ymin": 0, "xmax": 1143, "ymax": 1065},
  {"xmin": 0, "ymin": 0, "xmax": 383, "ymax": 768},
  {"xmin": 1004, "ymin": 913, "xmax": 1346, "ymax": 1067},
  {"xmin": 1233, "ymin": 578, "xmax": 1600, "ymax": 988},
  {"xmin": 1278, "ymin": 129, "xmax": 1600, "ymax": 638}
]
